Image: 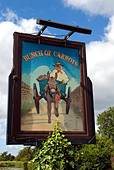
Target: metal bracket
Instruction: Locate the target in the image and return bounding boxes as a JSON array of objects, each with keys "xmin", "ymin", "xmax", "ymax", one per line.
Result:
[
  {"xmin": 37, "ymin": 25, "xmax": 47, "ymax": 36},
  {"xmin": 37, "ymin": 25, "xmax": 47, "ymax": 44},
  {"xmin": 63, "ymin": 31, "xmax": 75, "ymax": 40},
  {"xmin": 37, "ymin": 36, "xmax": 40, "ymax": 44},
  {"xmin": 36, "ymin": 19, "xmax": 92, "ymax": 43}
]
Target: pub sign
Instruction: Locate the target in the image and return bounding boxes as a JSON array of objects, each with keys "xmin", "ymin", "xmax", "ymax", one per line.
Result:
[{"xmin": 7, "ymin": 32, "xmax": 95, "ymax": 145}]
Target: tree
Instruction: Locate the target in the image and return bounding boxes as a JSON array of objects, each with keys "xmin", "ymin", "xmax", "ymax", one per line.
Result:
[
  {"xmin": 0, "ymin": 151, "xmax": 15, "ymax": 161},
  {"xmin": 74, "ymin": 135, "xmax": 113, "ymax": 169},
  {"xmin": 0, "ymin": 151, "xmax": 8, "ymax": 161},
  {"xmin": 15, "ymin": 147, "xmax": 34, "ymax": 161},
  {"xmin": 8, "ymin": 153, "xmax": 15, "ymax": 161},
  {"xmin": 97, "ymin": 106, "xmax": 114, "ymax": 139}
]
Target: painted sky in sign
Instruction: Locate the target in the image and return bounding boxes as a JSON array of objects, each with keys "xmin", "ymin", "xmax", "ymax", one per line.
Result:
[{"xmin": 22, "ymin": 42, "xmax": 80, "ymax": 82}]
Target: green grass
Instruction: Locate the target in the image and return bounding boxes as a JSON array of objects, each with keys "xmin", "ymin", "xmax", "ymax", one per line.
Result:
[{"xmin": 0, "ymin": 161, "xmax": 15, "ymax": 167}]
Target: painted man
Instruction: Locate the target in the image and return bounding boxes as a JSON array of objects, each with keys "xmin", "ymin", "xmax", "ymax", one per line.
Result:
[
  {"xmin": 50, "ymin": 62, "xmax": 69, "ymax": 84},
  {"xmin": 50, "ymin": 62, "xmax": 69, "ymax": 102}
]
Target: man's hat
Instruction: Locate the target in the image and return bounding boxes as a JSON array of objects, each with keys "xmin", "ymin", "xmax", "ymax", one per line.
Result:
[{"xmin": 53, "ymin": 62, "xmax": 63, "ymax": 67}]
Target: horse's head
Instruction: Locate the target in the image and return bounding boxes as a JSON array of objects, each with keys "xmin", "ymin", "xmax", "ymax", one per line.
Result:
[{"xmin": 47, "ymin": 71, "xmax": 57, "ymax": 94}]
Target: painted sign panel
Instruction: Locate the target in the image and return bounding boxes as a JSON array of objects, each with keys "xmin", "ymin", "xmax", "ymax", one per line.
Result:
[
  {"xmin": 7, "ymin": 32, "xmax": 95, "ymax": 145},
  {"xmin": 21, "ymin": 42, "xmax": 83, "ymax": 131}
]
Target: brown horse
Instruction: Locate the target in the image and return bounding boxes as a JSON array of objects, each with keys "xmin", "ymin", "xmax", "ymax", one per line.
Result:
[{"xmin": 44, "ymin": 71, "xmax": 61, "ymax": 123}]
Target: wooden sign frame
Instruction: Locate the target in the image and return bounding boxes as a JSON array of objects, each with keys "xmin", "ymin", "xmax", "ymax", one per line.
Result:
[{"xmin": 7, "ymin": 32, "xmax": 95, "ymax": 145}]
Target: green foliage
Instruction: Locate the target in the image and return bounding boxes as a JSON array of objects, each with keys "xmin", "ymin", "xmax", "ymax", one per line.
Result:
[
  {"xmin": 74, "ymin": 135, "xmax": 113, "ymax": 170},
  {"xmin": 15, "ymin": 161, "xmax": 28, "ymax": 170},
  {"xmin": 97, "ymin": 106, "xmax": 114, "ymax": 139},
  {"xmin": 0, "ymin": 151, "xmax": 15, "ymax": 161},
  {"xmin": 27, "ymin": 162, "xmax": 36, "ymax": 170},
  {"xmin": 31, "ymin": 122, "xmax": 75, "ymax": 170},
  {"xmin": 15, "ymin": 147, "xmax": 34, "ymax": 161},
  {"xmin": 30, "ymin": 121, "xmax": 113, "ymax": 170},
  {"xmin": 0, "ymin": 161, "xmax": 28, "ymax": 169},
  {"xmin": 0, "ymin": 161, "xmax": 15, "ymax": 167}
]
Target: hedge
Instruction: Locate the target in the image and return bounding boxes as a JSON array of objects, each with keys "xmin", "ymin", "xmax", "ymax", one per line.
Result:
[
  {"xmin": 0, "ymin": 161, "xmax": 15, "ymax": 167},
  {"xmin": 15, "ymin": 161, "xmax": 28, "ymax": 170},
  {"xmin": 0, "ymin": 161, "xmax": 28, "ymax": 169}
]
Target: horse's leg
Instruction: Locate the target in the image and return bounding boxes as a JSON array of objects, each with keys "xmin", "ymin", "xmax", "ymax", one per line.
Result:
[
  {"xmin": 47, "ymin": 101, "xmax": 51, "ymax": 123},
  {"xmin": 54, "ymin": 101, "xmax": 59, "ymax": 117}
]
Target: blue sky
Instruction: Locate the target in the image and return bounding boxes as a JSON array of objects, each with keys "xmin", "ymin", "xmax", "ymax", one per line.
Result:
[{"xmin": 0, "ymin": 0, "xmax": 114, "ymax": 156}]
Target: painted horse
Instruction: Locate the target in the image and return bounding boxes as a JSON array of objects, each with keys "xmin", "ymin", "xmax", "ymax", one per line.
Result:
[
  {"xmin": 43, "ymin": 71, "xmax": 61, "ymax": 123},
  {"xmin": 33, "ymin": 71, "xmax": 71, "ymax": 124}
]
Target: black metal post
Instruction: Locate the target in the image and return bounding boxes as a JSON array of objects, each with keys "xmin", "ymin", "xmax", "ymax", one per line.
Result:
[
  {"xmin": 37, "ymin": 25, "xmax": 47, "ymax": 36},
  {"xmin": 63, "ymin": 31, "xmax": 74, "ymax": 40}
]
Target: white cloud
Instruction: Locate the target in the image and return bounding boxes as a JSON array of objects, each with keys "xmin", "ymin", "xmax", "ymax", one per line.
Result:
[
  {"xmin": 0, "ymin": 135, "xmax": 6, "ymax": 140},
  {"xmin": 86, "ymin": 15, "xmax": 114, "ymax": 113},
  {"xmin": 18, "ymin": 18, "xmax": 42, "ymax": 33},
  {"xmin": 1, "ymin": 8, "xmax": 18, "ymax": 22},
  {"xmin": 0, "ymin": 94, "xmax": 7, "ymax": 119},
  {"xmin": 0, "ymin": 9, "xmax": 41, "ymax": 155},
  {"xmin": 0, "ymin": 145, "xmax": 24, "ymax": 156},
  {"xmin": 0, "ymin": 124, "xmax": 4, "ymax": 134},
  {"xmin": 63, "ymin": 0, "xmax": 114, "ymax": 17},
  {"xmin": 0, "ymin": 9, "xmax": 41, "ymax": 123},
  {"xmin": 104, "ymin": 15, "xmax": 114, "ymax": 43}
]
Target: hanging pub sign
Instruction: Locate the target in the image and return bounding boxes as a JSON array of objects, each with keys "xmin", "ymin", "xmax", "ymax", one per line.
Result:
[{"xmin": 7, "ymin": 31, "xmax": 95, "ymax": 145}]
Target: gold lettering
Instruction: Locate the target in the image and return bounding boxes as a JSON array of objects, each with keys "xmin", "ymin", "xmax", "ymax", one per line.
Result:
[
  {"xmin": 64, "ymin": 55, "xmax": 69, "ymax": 61},
  {"xmin": 68, "ymin": 58, "xmax": 72, "ymax": 63},
  {"xmin": 36, "ymin": 51, "xmax": 43, "ymax": 57},
  {"xmin": 35, "ymin": 51, "xmax": 39, "ymax": 57},
  {"xmin": 28, "ymin": 53, "xmax": 34, "ymax": 59},
  {"xmin": 23, "ymin": 50, "xmax": 78, "ymax": 68},
  {"xmin": 32, "ymin": 52, "xmax": 38, "ymax": 58},
  {"xmin": 60, "ymin": 53, "xmax": 65, "ymax": 60},
  {"xmin": 44, "ymin": 50, "xmax": 51, "ymax": 56},
  {"xmin": 71, "ymin": 59, "xmax": 75, "ymax": 65},
  {"xmin": 23, "ymin": 55, "xmax": 30, "ymax": 62},
  {"xmin": 53, "ymin": 51, "xmax": 57, "ymax": 57},
  {"xmin": 57, "ymin": 52, "xmax": 61, "ymax": 58},
  {"xmin": 38, "ymin": 50, "xmax": 43, "ymax": 56},
  {"xmin": 73, "ymin": 61, "xmax": 78, "ymax": 67}
]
